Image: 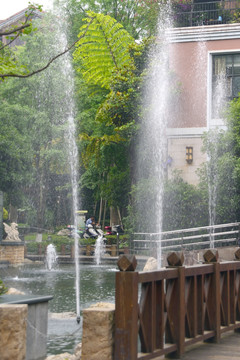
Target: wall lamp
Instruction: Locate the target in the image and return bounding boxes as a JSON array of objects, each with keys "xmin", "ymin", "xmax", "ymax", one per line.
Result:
[{"xmin": 186, "ymin": 146, "xmax": 193, "ymax": 164}]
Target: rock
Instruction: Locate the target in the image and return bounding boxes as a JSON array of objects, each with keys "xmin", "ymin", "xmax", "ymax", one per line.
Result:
[
  {"xmin": 6, "ymin": 287, "xmax": 25, "ymax": 295},
  {"xmin": 44, "ymin": 343, "xmax": 82, "ymax": 360},
  {"xmin": 45, "ymin": 353, "xmax": 76, "ymax": 360},
  {"xmin": 74, "ymin": 343, "xmax": 82, "ymax": 360},
  {"xmin": 143, "ymin": 257, "xmax": 158, "ymax": 271},
  {"xmin": 57, "ymin": 229, "xmax": 70, "ymax": 236},
  {"xmin": 49, "ymin": 312, "xmax": 76, "ymax": 319},
  {"xmin": 3, "ymin": 222, "xmax": 21, "ymax": 242},
  {"xmin": 23, "ymin": 258, "xmax": 33, "ymax": 264}
]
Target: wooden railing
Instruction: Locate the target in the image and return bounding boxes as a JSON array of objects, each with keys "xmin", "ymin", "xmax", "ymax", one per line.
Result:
[{"xmin": 114, "ymin": 256, "xmax": 240, "ymax": 359}]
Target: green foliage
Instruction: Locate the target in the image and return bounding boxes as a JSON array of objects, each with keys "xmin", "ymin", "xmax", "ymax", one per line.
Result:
[
  {"xmin": 105, "ymin": 234, "xmax": 130, "ymax": 246},
  {"xmin": 25, "ymin": 234, "xmax": 74, "ymax": 253},
  {"xmin": 125, "ymin": 172, "xmax": 209, "ymax": 233},
  {"xmin": 0, "ymin": 100, "xmax": 33, "ymax": 198},
  {"xmin": 3, "ymin": 208, "xmax": 8, "ymax": 221},
  {"xmin": 73, "ymin": 11, "xmax": 135, "ymax": 89},
  {"xmin": 64, "ymin": 0, "xmax": 160, "ymax": 41},
  {"xmin": 0, "ymin": 279, "xmax": 8, "ymax": 295},
  {"xmin": 0, "ymin": 12, "xmax": 76, "ymax": 225},
  {"xmin": 0, "ymin": 4, "xmax": 43, "ymax": 78},
  {"xmin": 162, "ymin": 173, "xmax": 208, "ymax": 231},
  {"xmin": 74, "ymin": 28, "xmax": 150, "ymax": 219},
  {"xmin": 199, "ymin": 128, "xmax": 240, "ymax": 224}
]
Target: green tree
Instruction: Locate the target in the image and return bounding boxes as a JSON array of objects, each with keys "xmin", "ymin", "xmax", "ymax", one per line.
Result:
[
  {"xmin": 199, "ymin": 128, "xmax": 240, "ymax": 225},
  {"xmin": 73, "ymin": 13, "xmax": 150, "ymax": 224},
  {"xmin": 0, "ymin": 12, "xmax": 75, "ymax": 228},
  {"xmin": 63, "ymin": 0, "xmax": 160, "ymax": 41}
]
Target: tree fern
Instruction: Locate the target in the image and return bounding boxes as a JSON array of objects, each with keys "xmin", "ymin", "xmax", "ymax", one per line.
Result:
[
  {"xmin": 73, "ymin": 11, "xmax": 135, "ymax": 89},
  {"xmin": 80, "ymin": 132, "xmax": 126, "ymax": 167}
]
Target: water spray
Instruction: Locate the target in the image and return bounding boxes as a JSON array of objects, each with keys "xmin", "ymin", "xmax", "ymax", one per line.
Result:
[{"xmin": 76, "ymin": 315, "xmax": 81, "ymax": 324}]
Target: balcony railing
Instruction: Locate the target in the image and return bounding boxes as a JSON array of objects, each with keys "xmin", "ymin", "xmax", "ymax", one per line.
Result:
[{"xmin": 172, "ymin": 0, "xmax": 240, "ymax": 27}]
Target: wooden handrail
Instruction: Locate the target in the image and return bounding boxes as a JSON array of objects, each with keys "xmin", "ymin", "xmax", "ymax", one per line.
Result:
[{"xmin": 114, "ymin": 259, "xmax": 240, "ymax": 359}]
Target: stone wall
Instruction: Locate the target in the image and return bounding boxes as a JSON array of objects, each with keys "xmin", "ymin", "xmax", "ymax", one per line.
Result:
[
  {"xmin": 0, "ymin": 243, "xmax": 25, "ymax": 264},
  {"xmin": 81, "ymin": 302, "xmax": 115, "ymax": 360},
  {"xmin": 0, "ymin": 304, "xmax": 28, "ymax": 360}
]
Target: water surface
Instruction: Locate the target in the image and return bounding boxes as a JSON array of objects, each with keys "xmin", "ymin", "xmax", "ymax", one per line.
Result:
[{"xmin": 0, "ymin": 263, "xmax": 116, "ymax": 355}]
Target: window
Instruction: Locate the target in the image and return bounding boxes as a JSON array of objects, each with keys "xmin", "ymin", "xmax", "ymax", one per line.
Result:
[{"xmin": 212, "ymin": 53, "xmax": 240, "ymax": 118}]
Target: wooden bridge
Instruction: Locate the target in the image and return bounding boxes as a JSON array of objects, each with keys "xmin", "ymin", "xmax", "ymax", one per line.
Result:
[
  {"xmin": 171, "ymin": 331, "xmax": 240, "ymax": 359},
  {"xmin": 114, "ymin": 250, "xmax": 240, "ymax": 360}
]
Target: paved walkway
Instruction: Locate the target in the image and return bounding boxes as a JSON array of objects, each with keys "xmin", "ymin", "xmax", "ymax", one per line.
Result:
[{"xmin": 173, "ymin": 332, "xmax": 240, "ymax": 360}]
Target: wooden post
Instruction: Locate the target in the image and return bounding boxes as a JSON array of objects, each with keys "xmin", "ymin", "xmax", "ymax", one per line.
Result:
[
  {"xmin": 115, "ymin": 256, "xmax": 138, "ymax": 360},
  {"xmin": 38, "ymin": 244, "xmax": 42, "ymax": 255},
  {"xmin": 61, "ymin": 244, "xmax": 65, "ymax": 255},
  {"xmin": 71, "ymin": 245, "xmax": 75, "ymax": 259},
  {"xmin": 221, "ymin": 270, "xmax": 230, "ymax": 326},
  {"xmin": 166, "ymin": 265, "xmax": 185, "ymax": 358},
  {"xmin": 213, "ymin": 262, "xmax": 221, "ymax": 342},
  {"xmin": 177, "ymin": 266, "xmax": 185, "ymax": 357},
  {"xmin": 114, "ymin": 271, "xmax": 139, "ymax": 360}
]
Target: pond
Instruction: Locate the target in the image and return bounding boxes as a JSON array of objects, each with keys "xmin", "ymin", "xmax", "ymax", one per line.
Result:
[{"xmin": 0, "ymin": 263, "xmax": 116, "ymax": 356}]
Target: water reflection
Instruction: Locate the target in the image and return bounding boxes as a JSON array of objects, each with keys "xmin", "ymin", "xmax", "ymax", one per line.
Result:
[{"xmin": 0, "ymin": 263, "xmax": 116, "ymax": 355}]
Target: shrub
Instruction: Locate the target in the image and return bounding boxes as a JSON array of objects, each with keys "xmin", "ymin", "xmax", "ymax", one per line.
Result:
[
  {"xmin": 0, "ymin": 279, "xmax": 8, "ymax": 295},
  {"xmin": 3, "ymin": 208, "xmax": 8, "ymax": 221}
]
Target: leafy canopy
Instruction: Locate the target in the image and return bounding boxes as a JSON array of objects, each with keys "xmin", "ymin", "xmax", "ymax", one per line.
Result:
[{"xmin": 73, "ymin": 11, "xmax": 135, "ymax": 89}]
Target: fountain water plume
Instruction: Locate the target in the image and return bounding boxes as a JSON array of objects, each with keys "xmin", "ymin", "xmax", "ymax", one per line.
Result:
[
  {"xmin": 137, "ymin": 1, "xmax": 173, "ymax": 268},
  {"xmin": 51, "ymin": 3, "xmax": 80, "ymax": 323},
  {"xmin": 94, "ymin": 235, "xmax": 106, "ymax": 265},
  {"xmin": 207, "ymin": 66, "xmax": 228, "ymax": 247},
  {"xmin": 45, "ymin": 244, "xmax": 58, "ymax": 270}
]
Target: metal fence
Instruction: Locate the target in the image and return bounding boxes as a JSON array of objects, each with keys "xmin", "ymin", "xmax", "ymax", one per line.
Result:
[
  {"xmin": 133, "ymin": 222, "xmax": 240, "ymax": 255},
  {"xmin": 172, "ymin": 0, "xmax": 240, "ymax": 27}
]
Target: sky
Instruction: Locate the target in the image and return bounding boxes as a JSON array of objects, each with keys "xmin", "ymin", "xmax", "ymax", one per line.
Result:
[{"xmin": 0, "ymin": 0, "xmax": 53, "ymax": 20}]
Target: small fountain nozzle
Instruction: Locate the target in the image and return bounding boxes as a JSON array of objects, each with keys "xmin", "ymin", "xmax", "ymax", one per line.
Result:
[{"xmin": 77, "ymin": 316, "xmax": 81, "ymax": 324}]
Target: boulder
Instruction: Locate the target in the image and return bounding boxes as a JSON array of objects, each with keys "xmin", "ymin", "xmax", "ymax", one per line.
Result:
[
  {"xmin": 143, "ymin": 257, "xmax": 158, "ymax": 271},
  {"xmin": 6, "ymin": 287, "xmax": 25, "ymax": 295},
  {"xmin": 57, "ymin": 229, "xmax": 70, "ymax": 236}
]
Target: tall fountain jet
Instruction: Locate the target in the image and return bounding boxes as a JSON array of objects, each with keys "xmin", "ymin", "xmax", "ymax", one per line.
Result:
[
  {"xmin": 52, "ymin": 3, "xmax": 81, "ymax": 323},
  {"xmin": 137, "ymin": 2, "xmax": 173, "ymax": 268}
]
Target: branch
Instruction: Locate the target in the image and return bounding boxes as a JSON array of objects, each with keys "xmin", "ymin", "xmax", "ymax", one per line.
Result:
[
  {"xmin": 0, "ymin": 24, "xmax": 30, "ymax": 36},
  {"xmin": 0, "ymin": 18, "xmax": 94, "ymax": 80},
  {"xmin": 0, "ymin": 25, "xmax": 31, "ymax": 51},
  {"xmin": 0, "ymin": 5, "xmax": 41, "ymax": 51}
]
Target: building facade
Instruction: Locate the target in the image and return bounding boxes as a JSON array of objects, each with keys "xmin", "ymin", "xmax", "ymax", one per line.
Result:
[{"xmin": 166, "ymin": 22, "xmax": 240, "ymax": 185}]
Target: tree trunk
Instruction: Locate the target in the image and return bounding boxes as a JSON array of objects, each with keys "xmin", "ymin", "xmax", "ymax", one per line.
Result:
[
  {"xmin": 102, "ymin": 200, "xmax": 107, "ymax": 229},
  {"xmin": 98, "ymin": 197, "xmax": 103, "ymax": 225},
  {"xmin": 117, "ymin": 206, "xmax": 123, "ymax": 228},
  {"xmin": 9, "ymin": 204, "xmax": 18, "ymax": 223},
  {"xmin": 110, "ymin": 206, "xmax": 121, "ymax": 227}
]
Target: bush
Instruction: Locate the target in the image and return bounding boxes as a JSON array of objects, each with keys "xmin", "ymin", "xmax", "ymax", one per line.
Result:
[
  {"xmin": 25, "ymin": 234, "xmax": 74, "ymax": 254},
  {"xmin": 3, "ymin": 208, "xmax": 8, "ymax": 221},
  {"xmin": 0, "ymin": 279, "xmax": 7, "ymax": 295}
]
